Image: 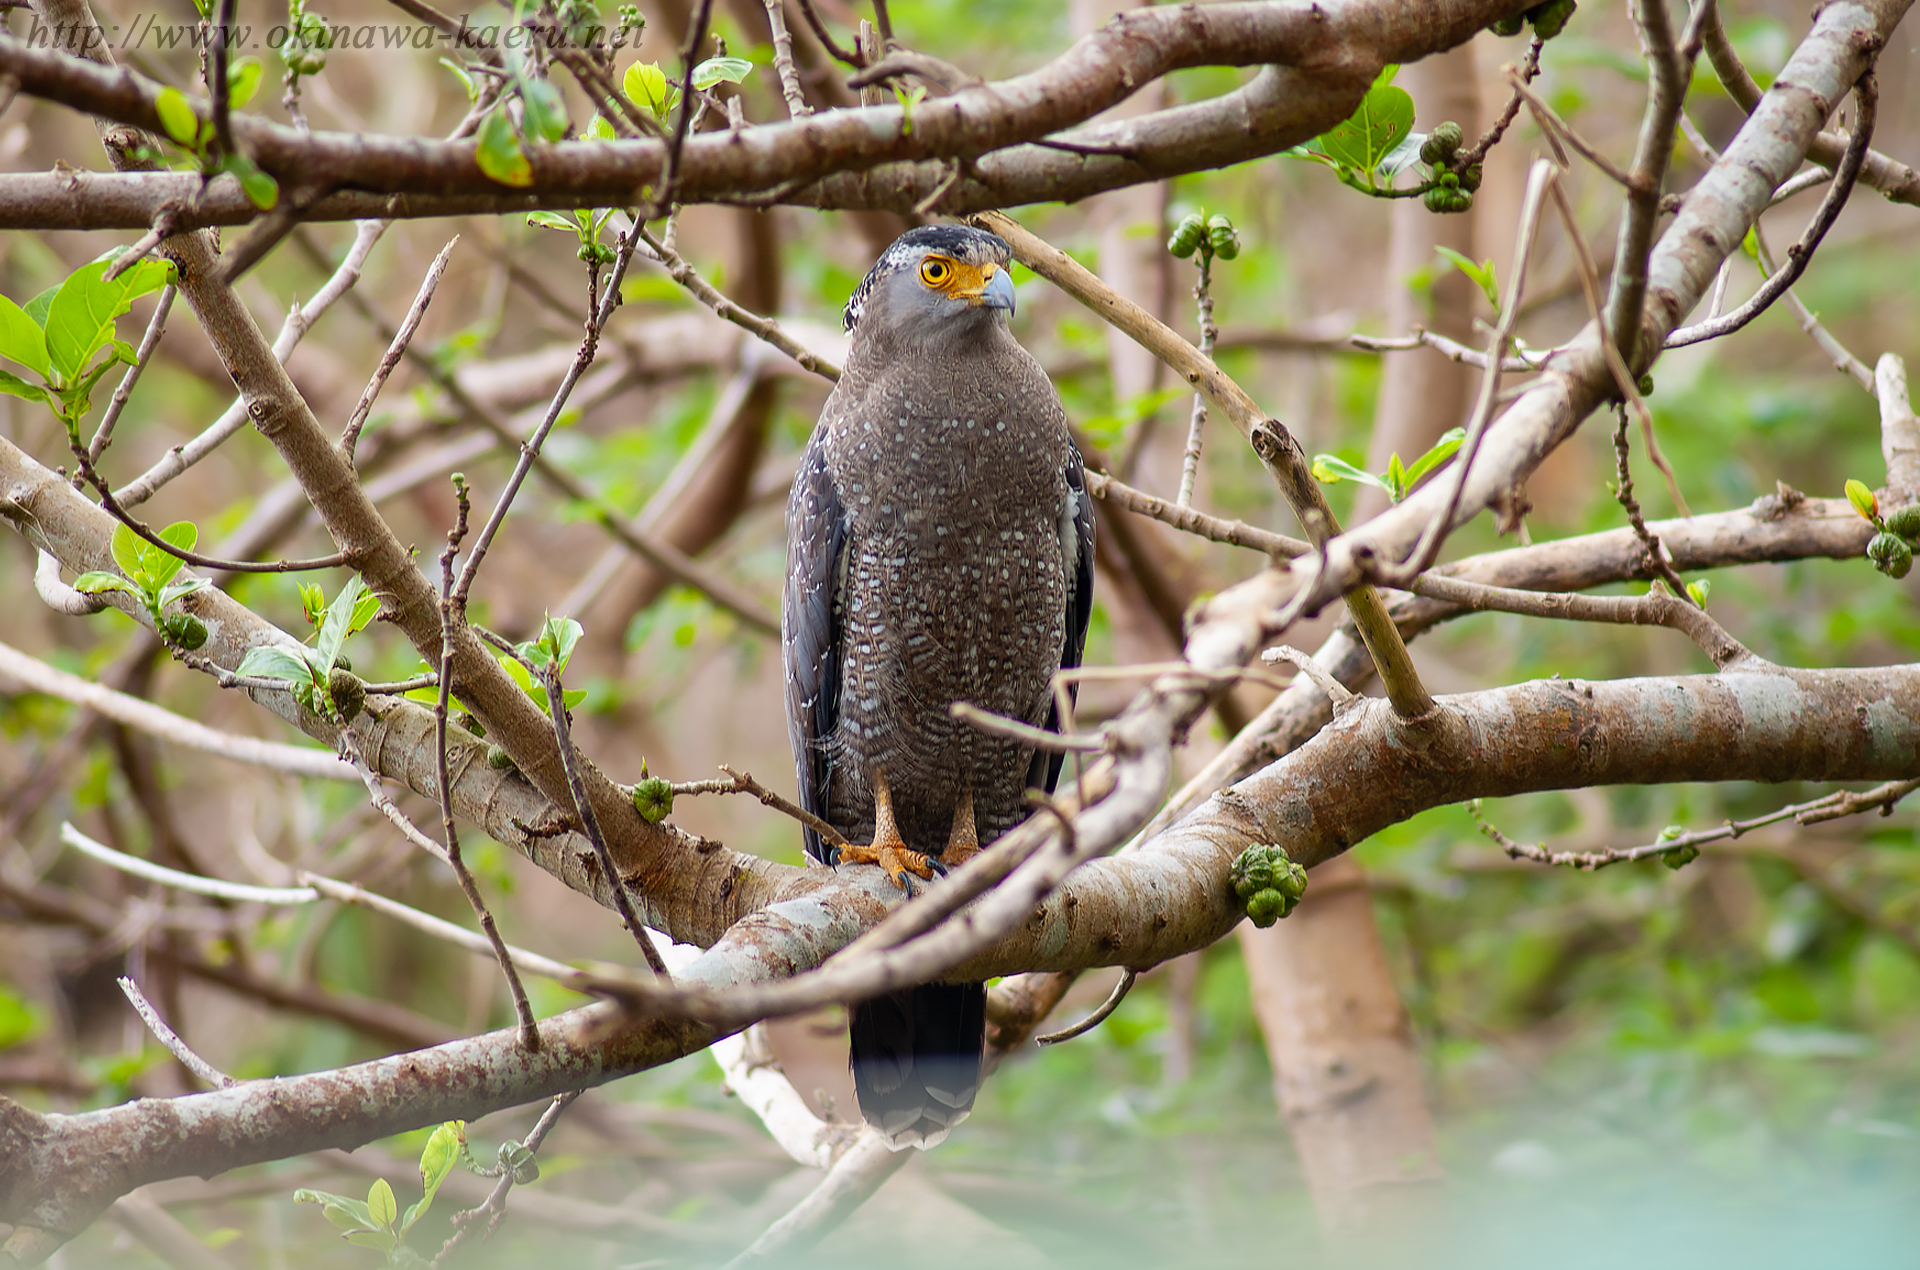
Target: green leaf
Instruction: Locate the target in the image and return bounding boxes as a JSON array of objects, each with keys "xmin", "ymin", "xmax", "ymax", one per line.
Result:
[
  {"xmin": 110, "ymin": 521, "xmax": 144, "ymax": 583},
  {"xmin": 293, "ymin": 1188, "xmax": 376, "ymax": 1231},
  {"xmin": 72, "ymin": 571, "xmax": 137, "ymax": 597},
  {"xmin": 367, "ymin": 1177, "xmax": 397, "ymax": 1229},
  {"xmin": 499, "ymin": 654, "xmax": 551, "ymax": 712},
  {"xmin": 155, "ymin": 87, "xmax": 201, "ymax": 147},
  {"xmin": 157, "ymin": 577, "xmax": 210, "ymax": 608},
  {"xmin": 237, "ymin": 644, "xmax": 320, "ymax": 684},
  {"xmin": 691, "ymin": 56, "xmax": 753, "ymax": 89},
  {"xmin": 0, "ymin": 367, "xmax": 49, "ymax": 405},
  {"xmin": 1385, "ymin": 452, "xmax": 1408, "ymax": 501},
  {"xmin": 520, "ymin": 76, "xmax": 568, "ymax": 143},
  {"xmin": 622, "ymin": 61, "xmax": 671, "ymax": 117},
  {"xmin": 541, "ymin": 615, "xmax": 582, "ymax": 671},
  {"xmin": 344, "ymin": 1230, "xmax": 398, "ymax": 1253},
  {"xmin": 440, "ymin": 57, "xmax": 479, "ymax": 102},
  {"xmin": 562, "ymin": 688, "xmax": 587, "ymax": 710},
  {"xmin": 226, "ymin": 58, "xmax": 263, "ymax": 110},
  {"xmin": 223, "ymin": 155, "xmax": 280, "ymax": 211},
  {"xmin": 146, "ymin": 521, "xmax": 196, "ymax": 588},
  {"xmin": 1686, "ymin": 579, "xmax": 1711, "ymax": 608},
  {"xmin": 403, "ymin": 1122, "xmax": 462, "ymax": 1233},
  {"xmin": 1434, "ymin": 245, "xmax": 1500, "ymax": 312},
  {"xmin": 1846, "ymin": 478, "xmax": 1879, "ymax": 522},
  {"xmin": 24, "ymin": 285, "xmax": 58, "ymax": 328},
  {"xmin": 1401, "ymin": 426, "xmax": 1466, "ymax": 490},
  {"xmin": 45, "ymin": 260, "xmax": 134, "ymax": 385},
  {"xmin": 1316, "ymin": 78, "xmax": 1415, "ymax": 175},
  {"xmin": 476, "ymin": 108, "xmax": 533, "ymax": 187},
  {"xmin": 525, "ymin": 210, "xmax": 577, "ymax": 232},
  {"xmin": 1310, "ymin": 453, "xmax": 1391, "ymax": 492},
  {"xmin": 348, "ymin": 587, "xmax": 380, "ymax": 635},
  {"xmin": 314, "ymin": 575, "xmax": 366, "ymax": 672},
  {"xmin": 584, "ymin": 113, "xmax": 616, "ymax": 141},
  {"xmin": 0, "ymin": 295, "xmax": 50, "ymax": 380}
]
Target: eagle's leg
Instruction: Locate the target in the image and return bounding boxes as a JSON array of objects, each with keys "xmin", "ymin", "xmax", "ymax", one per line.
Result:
[
  {"xmin": 836, "ymin": 766, "xmax": 936, "ymax": 889},
  {"xmin": 940, "ymin": 780, "xmax": 979, "ymax": 869}
]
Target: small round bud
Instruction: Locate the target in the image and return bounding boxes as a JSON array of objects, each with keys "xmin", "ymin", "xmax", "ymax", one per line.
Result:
[
  {"xmin": 1662, "ymin": 843, "xmax": 1700, "ymax": 870},
  {"xmin": 327, "ymin": 668, "xmax": 366, "ymax": 723},
  {"xmin": 1167, "ymin": 212, "xmax": 1206, "ymax": 259},
  {"xmin": 1637, "ymin": 374, "xmax": 1655, "ymax": 397},
  {"xmin": 1419, "ymin": 121, "xmax": 1464, "ymax": 165},
  {"xmin": 1424, "ymin": 185, "xmax": 1474, "ymax": 213},
  {"xmin": 1527, "ymin": 0, "xmax": 1578, "ymax": 39},
  {"xmin": 1884, "ymin": 504, "xmax": 1920, "ymax": 540},
  {"xmin": 1206, "ymin": 214, "xmax": 1240, "ymax": 260},
  {"xmin": 500, "ymin": 1142, "xmax": 540, "ymax": 1184},
  {"xmin": 487, "ymin": 744, "xmax": 515, "ymax": 770},
  {"xmin": 1846, "ymin": 478, "xmax": 1881, "ymax": 524},
  {"xmin": 1230, "ymin": 845, "xmax": 1308, "ymax": 926},
  {"xmin": 333, "ymin": 652, "xmax": 352, "ymax": 673},
  {"xmin": 1245, "ymin": 889, "xmax": 1290, "ymax": 928},
  {"xmin": 1458, "ymin": 162, "xmax": 1483, "ymax": 192},
  {"xmin": 163, "ymin": 612, "xmax": 208, "ymax": 651},
  {"xmin": 1490, "ymin": 13, "xmax": 1526, "ymax": 36},
  {"xmin": 1868, "ymin": 531, "xmax": 1913, "ymax": 578},
  {"xmin": 632, "ymin": 775, "xmax": 674, "ymax": 824}
]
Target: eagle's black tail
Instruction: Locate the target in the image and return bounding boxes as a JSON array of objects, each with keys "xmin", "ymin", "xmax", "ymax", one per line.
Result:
[{"xmin": 848, "ymin": 981, "xmax": 987, "ymax": 1149}]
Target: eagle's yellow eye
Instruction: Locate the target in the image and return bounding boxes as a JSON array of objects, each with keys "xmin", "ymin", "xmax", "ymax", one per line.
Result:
[{"xmin": 919, "ymin": 258, "xmax": 953, "ymax": 287}]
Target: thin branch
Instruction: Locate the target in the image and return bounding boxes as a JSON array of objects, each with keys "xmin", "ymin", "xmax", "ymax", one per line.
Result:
[
  {"xmin": 671, "ymin": 765, "xmax": 851, "ymax": 852},
  {"xmin": 118, "ymin": 976, "xmax": 236, "ymax": 1088},
  {"xmin": 1176, "ymin": 249, "xmax": 1215, "ymax": 507},
  {"xmin": 1611, "ymin": 404, "xmax": 1694, "ymax": 600},
  {"xmin": 657, "ymin": 0, "xmax": 716, "ymax": 214},
  {"xmin": 763, "ymin": 0, "xmax": 812, "ymax": 118},
  {"xmin": 636, "ymin": 224, "xmax": 840, "ymax": 380},
  {"xmin": 1664, "ymin": 71, "xmax": 1876, "ymax": 350},
  {"xmin": 431, "ymin": 1090, "xmax": 580, "ymax": 1267},
  {"xmin": 1036, "ymin": 967, "xmax": 1135, "ymax": 1045},
  {"xmin": 60, "ymin": 822, "xmax": 321, "ymax": 904},
  {"xmin": 1377, "ymin": 158, "xmax": 1555, "ymax": 584},
  {"xmin": 1507, "ymin": 72, "xmax": 1631, "ymax": 187},
  {"xmin": 1348, "ymin": 328, "xmax": 1545, "ymax": 371},
  {"xmin": 341, "ymin": 236, "xmax": 456, "ymax": 462},
  {"xmin": 1472, "ymin": 777, "xmax": 1920, "ymax": 871},
  {"xmin": 0, "ymin": 638, "xmax": 355, "ymax": 778},
  {"xmin": 950, "ymin": 700, "xmax": 1106, "ymax": 753},
  {"xmin": 1404, "ymin": 572, "xmax": 1753, "ymax": 669},
  {"xmin": 1454, "ymin": 35, "xmax": 1543, "ymax": 169},
  {"xmin": 298, "ymin": 872, "xmax": 585, "ymax": 983},
  {"xmin": 452, "ymin": 220, "xmax": 642, "ymax": 607},
  {"xmin": 87, "ymin": 283, "xmax": 175, "ymax": 467},
  {"xmin": 32, "ymin": 549, "xmax": 106, "ymax": 615},
  {"xmin": 1260, "ymin": 644, "xmax": 1357, "ymax": 707},
  {"xmin": 544, "ymin": 661, "xmax": 672, "ymax": 978},
  {"xmin": 80, "ymin": 463, "xmax": 350, "ymax": 573},
  {"xmin": 114, "ymin": 219, "xmax": 388, "ymax": 508},
  {"xmin": 437, "ymin": 475, "xmax": 541, "ymax": 1049},
  {"xmin": 1084, "ymin": 468, "xmax": 1306, "ymax": 558},
  {"xmin": 1880, "ymin": 354, "xmax": 1920, "ymax": 500},
  {"xmin": 792, "ymin": 0, "xmax": 862, "ymax": 67}
]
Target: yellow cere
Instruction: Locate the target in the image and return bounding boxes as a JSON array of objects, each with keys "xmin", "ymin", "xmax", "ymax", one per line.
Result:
[{"xmin": 917, "ymin": 255, "xmax": 996, "ymax": 298}]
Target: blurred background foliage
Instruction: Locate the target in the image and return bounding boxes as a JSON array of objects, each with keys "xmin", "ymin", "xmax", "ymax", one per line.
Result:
[{"xmin": 1, "ymin": 0, "xmax": 1918, "ymax": 1264}]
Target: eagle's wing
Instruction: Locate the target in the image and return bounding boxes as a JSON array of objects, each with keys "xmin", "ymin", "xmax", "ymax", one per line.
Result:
[
  {"xmin": 782, "ymin": 422, "xmax": 847, "ymax": 865},
  {"xmin": 1032, "ymin": 437, "xmax": 1098, "ymax": 796}
]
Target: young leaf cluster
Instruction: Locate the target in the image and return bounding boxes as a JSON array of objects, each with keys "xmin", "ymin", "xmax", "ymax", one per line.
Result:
[
  {"xmin": 236, "ymin": 576, "xmax": 379, "ymax": 719},
  {"xmin": 0, "ymin": 253, "xmax": 175, "ymax": 433},
  {"xmin": 1847, "ymin": 479, "xmax": 1920, "ymax": 579},
  {"xmin": 153, "ymin": 67, "xmax": 280, "ymax": 210},
  {"xmin": 500, "ymin": 614, "xmax": 587, "ymax": 713},
  {"xmin": 1312, "ymin": 427, "xmax": 1465, "ymax": 504},
  {"xmin": 294, "ymin": 1121, "xmax": 462, "ymax": 1267},
  {"xmin": 74, "ymin": 523, "xmax": 210, "ymax": 651}
]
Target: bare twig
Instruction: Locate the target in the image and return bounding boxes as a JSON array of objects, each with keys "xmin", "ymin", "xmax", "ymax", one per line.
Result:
[
  {"xmin": 341, "ymin": 237, "xmax": 456, "ymax": 462},
  {"xmin": 1404, "ymin": 572, "xmax": 1753, "ymax": 669},
  {"xmin": 118, "ymin": 976, "xmax": 236, "ymax": 1088},
  {"xmin": 1472, "ymin": 778, "xmax": 1920, "ymax": 871},
  {"xmin": 545, "ymin": 660, "xmax": 672, "ymax": 978},
  {"xmin": 1084, "ymin": 468, "xmax": 1307, "ymax": 558},
  {"xmin": 436, "ymin": 475, "xmax": 541, "ymax": 1049},
  {"xmin": 792, "ymin": 0, "xmax": 863, "ymax": 67},
  {"xmin": 87, "ymin": 283, "xmax": 175, "ymax": 467},
  {"xmin": 31, "ymin": 550, "xmax": 107, "ymax": 615},
  {"xmin": 636, "ymin": 224, "xmax": 840, "ymax": 380},
  {"xmin": 1665, "ymin": 72, "xmax": 1877, "ymax": 350},
  {"xmin": 1454, "ymin": 36, "xmax": 1543, "ymax": 169},
  {"xmin": 1611, "ymin": 404, "xmax": 1693, "ymax": 601},
  {"xmin": 1348, "ymin": 328, "xmax": 1545, "ymax": 371},
  {"xmin": 1879, "ymin": 354, "xmax": 1920, "ymax": 499},
  {"xmin": 0, "ymin": 639, "xmax": 355, "ymax": 778},
  {"xmin": 61, "ymin": 821, "xmax": 321, "ymax": 904},
  {"xmin": 950, "ymin": 700, "xmax": 1106, "ymax": 753},
  {"xmin": 763, "ymin": 0, "xmax": 812, "ymax": 118},
  {"xmin": 1176, "ymin": 248, "xmax": 1216, "ymax": 507},
  {"xmin": 1036, "ymin": 967, "xmax": 1135, "ymax": 1045},
  {"xmin": 115, "ymin": 220, "xmax": 388, "ymax": 508},
  {"xmin": 1261, "ymin": 644, "xmax": 1357, "ymax": 706},
  {"xmin": 298, "ymin": 872, "xmax": 585, "ymax": 983},
  {"xmin": 657, "ymin": 0, "xmax": 716, "ymax": 214}
]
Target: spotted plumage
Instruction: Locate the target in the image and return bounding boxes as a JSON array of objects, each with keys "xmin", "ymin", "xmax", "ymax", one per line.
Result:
[{"xmin": 783, "ymin": 225, "xmax": 1094, "ymax": 1149}]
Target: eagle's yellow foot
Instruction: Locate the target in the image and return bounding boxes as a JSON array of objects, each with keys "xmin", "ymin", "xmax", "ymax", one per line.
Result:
[
  {"xmin": 840, "ymin": 766, "xmax": 934, "ymax": 890},
  {"xmin": 939, "ymin": 785, "xmax": 979, "ymax": 870},
  {"xmin": 837, "ymin": 840, "xmax": 937, "ymax": 890}
]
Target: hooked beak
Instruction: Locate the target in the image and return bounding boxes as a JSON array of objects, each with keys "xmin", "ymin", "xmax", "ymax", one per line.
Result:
[{"xmin": 978, "ymin": 266, "xmax": 1016, "ymax": 316}]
